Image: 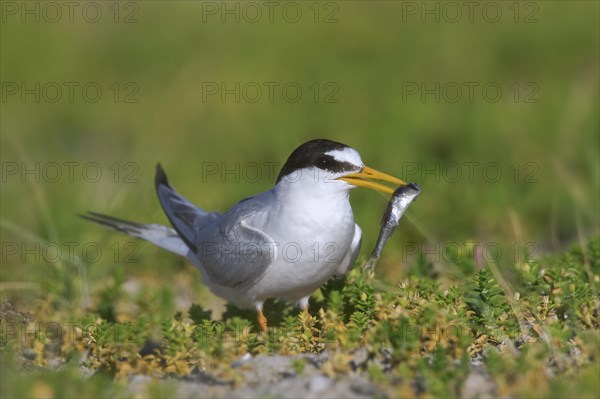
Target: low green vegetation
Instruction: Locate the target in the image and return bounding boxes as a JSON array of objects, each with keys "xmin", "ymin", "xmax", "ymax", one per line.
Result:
[{"xmin": 1, "ymin": 238, "xmax": 598, "ymax": 398}]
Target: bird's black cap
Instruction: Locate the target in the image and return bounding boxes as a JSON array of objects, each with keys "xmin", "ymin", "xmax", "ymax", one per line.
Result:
[{"xmin": 276, "ymin": 139, "xmax": 358, "ymax": 183}]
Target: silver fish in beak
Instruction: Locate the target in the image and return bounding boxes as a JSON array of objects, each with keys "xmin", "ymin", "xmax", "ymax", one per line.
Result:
[{"xmin": 363, "ymin": 182, "xmax": 420, "ymax": 272}]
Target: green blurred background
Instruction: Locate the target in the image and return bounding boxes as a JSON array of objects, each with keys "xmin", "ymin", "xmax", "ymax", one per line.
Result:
[{"xmin": 1, "ymin": 1, "xmax": 598, "ymax": 316}]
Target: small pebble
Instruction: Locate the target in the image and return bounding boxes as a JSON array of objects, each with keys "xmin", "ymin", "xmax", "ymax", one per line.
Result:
[{"xmin": 308, "ymin": 375, "xmax": 332, "ymax": 393}]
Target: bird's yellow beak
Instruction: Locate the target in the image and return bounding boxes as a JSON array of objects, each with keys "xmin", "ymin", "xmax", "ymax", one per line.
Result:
[{"xmin": 338, "ymin": 166, "xmax": 407, "ymax": 195}]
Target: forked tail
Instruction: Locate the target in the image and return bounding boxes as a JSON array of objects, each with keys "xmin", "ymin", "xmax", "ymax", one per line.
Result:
[{"xmin": 80, "ymin": 212, "xmax": 192, "ymax": 259}]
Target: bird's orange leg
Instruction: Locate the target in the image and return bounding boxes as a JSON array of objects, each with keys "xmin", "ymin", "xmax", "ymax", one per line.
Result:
[{"xmin": 257, "ymin": 309, "xmax": 268, "ymax": 332}]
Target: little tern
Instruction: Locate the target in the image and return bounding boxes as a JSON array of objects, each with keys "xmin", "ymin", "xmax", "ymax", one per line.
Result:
[{"xmin": 82, "ymin": 139, "xmax": 408, "ymax": 331}]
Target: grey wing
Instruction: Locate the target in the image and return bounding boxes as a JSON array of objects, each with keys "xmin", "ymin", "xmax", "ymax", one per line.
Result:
[
  {"xmin": 155, "ymin": 164, "xmax": 221, "ymax": 252},
  {"xmin": 196, "ymin": 191, "xmax": 278, "ymax": 288},
  {"xmin": 335, "ymin": 224, "xmax": 362, "ymax": 278}
]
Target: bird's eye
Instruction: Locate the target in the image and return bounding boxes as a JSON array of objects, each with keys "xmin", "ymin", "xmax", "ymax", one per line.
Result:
[{"xmin": 315, "ymin": 156, "xmax": 332, "ymax": 170}]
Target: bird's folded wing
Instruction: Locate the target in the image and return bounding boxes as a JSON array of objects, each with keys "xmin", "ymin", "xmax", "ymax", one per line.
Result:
[
  {"xmin": 336, "ymin": 223, "xmax": 362, "ymax": 278},
  {"xmin": 196, "ymin": 194, "xmax": 277, "ymax": 288}
]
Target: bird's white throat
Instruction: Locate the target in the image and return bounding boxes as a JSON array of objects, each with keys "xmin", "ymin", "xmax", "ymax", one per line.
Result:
[{"xmin": 272, "ymin": 169, "xmax": 353, "ymax": 231}]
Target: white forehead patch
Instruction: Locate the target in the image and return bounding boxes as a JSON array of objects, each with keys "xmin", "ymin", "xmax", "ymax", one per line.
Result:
[{"xmin": 325, "ymin": 147, "xmax": 364, "ymax": 167}]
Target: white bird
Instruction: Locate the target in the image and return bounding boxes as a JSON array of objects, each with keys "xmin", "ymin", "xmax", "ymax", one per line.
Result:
[{"xmin": 82, "ymin": 139, "xmax": 407, "ymax": 331}]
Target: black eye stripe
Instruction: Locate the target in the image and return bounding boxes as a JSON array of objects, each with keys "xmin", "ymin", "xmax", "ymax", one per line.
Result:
[{"xmin": 315, "ymin": 156, "xmax": 355, "ymax": 172}]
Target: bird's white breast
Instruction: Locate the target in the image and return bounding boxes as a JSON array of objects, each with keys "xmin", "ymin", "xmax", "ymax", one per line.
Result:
[
  {"xmin": 245, "ymin": 178, "xmax": 356, "ymax": 302},
  {"xmin": 199, "ymin": 169, "xmax": 359, "ymax": 308}
]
